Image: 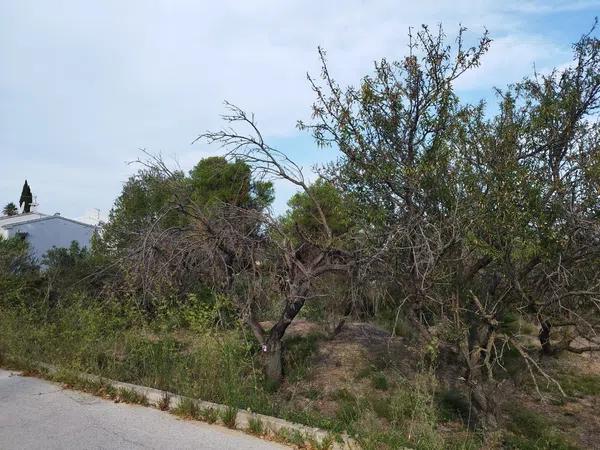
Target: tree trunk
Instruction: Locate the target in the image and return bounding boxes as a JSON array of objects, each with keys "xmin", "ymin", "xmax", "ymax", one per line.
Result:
[
  {"xmin": 539, "ymin": 319, "xmax": 553, "ymax": 355},
  {"xmin": 460, "ymin": 331, "xmax": 498, "ymax": 429},
  {"xmin": 470, "ymin": 381, "xmax": 498, "ymax": 428},
  {"xmin": 263, "ymin": 338, "xmax": 283, "ymax": 384}
]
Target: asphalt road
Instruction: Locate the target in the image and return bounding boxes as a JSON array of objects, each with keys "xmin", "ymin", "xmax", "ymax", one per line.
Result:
[{"xmin": 0, "ymin": 369, "xmax": 288, "ymax": 450}]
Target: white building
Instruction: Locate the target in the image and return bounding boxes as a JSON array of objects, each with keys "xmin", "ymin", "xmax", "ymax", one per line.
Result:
[{"xmin": 0, "ymin": 212, "xmax": 97, "ymax": 262}]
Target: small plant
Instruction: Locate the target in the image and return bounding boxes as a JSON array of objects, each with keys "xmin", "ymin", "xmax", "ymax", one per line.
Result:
[
  {"xmin": 355, "ymin": 365, "xmax": 375, "ymax": 380},
  {"xmin": 158, "ymin": 392, "xmax": 170, "ymax": 411},
  {"xmin": 504, "ymin": 405, "xmax": 576, "ymax": 450},
  {"xmin": 283, "ymin": 333, "xmax": 323, "ymax": 382},
  {"xmin": 370, "ymin": 396, "xmax": 392, "ymax": 420},
  {"xmin": 221, "ymin": 406, "xmax": 237, "ymax": 428},
  {"xmin": 558, "ymin": 372, "xmax": 600, "ymax": 397},
  {"xmin": 371, "ymin": 373, "xmax": 389, "ymax": 391},
  {"xmin": 274, "ymin": 427, "xmax": 306, "ymax": 447},
  {"xmin": 201, "ymin": 407, "xmax": 218, "ymax": 424},
  {"xmin": 437, "ymin": 388, "xmax": 472, "ymax": 424},
  {"xmin": 117, "ymin": 387, "xmax": 149, "ymax": 405},
  {"xmin": 308, "ymin": 434, "xmax": 335, "ymax": 450},
  {"xmin": 173, "ymin": 398, "xmax": 200, "ymax": 419},
  {"xmin": 247, "ymin": 415, "xmax": 264, "ymax": 435}
]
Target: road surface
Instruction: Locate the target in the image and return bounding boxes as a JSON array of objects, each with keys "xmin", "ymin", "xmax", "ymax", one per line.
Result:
[{"xmin": 0, "ymin": 369, "xmax": 288, "ymax": 449}]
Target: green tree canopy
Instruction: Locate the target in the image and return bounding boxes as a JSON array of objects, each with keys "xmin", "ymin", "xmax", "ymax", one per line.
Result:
[
  {"xmin": 189, "ymin": 156, "xmax": 273, "ymax": 209},
  {"xmin": 282, "ymin": 179, "xmax": 354, "ymax": 243},
  {"xmin": 101, "ymin": 156, "xmax": 273, "ymax": 252}
]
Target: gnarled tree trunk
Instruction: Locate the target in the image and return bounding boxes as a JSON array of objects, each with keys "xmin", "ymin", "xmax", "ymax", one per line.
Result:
[{"xmin": 263, "ymin": 338, "xmax": 283, "ymax": 383}]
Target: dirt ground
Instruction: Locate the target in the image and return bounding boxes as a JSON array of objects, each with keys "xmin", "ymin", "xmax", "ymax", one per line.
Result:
[{"xmin": 278, "ymin": 320, "xmax": 600, "ymax": 449}]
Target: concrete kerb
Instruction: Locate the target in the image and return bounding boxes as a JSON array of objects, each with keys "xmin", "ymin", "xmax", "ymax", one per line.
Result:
[{"xmin": 33, "ymin": 362, "xmax": 358, "ymax": 450}]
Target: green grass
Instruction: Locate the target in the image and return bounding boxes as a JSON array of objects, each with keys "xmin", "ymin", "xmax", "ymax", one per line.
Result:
[
  {"xmin": 558, "ymin": 372, "xmax": 600, "ymax": 397},
  {"xmin": 274, "ymin": 427, "xmax": 306, "ymax": 447},
  {"xmin": 504, "ymin": 405, "xmax": 577, "ymax": 450},
  {"xmin": 247, "ymin": 416, "xmax": 264, "ymax": 435},
  {"xmin": 0, "ymin": 298, "xmax": 518, "ymax": 449},
  {"xmin": 371, "ymin": 373, "xmax": 389, "ymax": 390},
  {"xmin": 173, "ymin": 398, "xmax": 201, "ymax": 419},
  {"xmin": 436, "ymin": 388, "xmax": 472, "ymax": 424},
  {"xmin": 220, "ymin": 406, "xmax": 237, "ymax": 428},
  {"xmin": 283, "ymin": 332, "xmax": 323, "ymax": 382},
  {"xmin": 201, "ymin": 406, "xmax": 219, "ymax": 424},
  {"xmin": 307, "ymin": 434, "xmax": 335, "ymax": 450},
  {"xmin": 116, "ymin": 387, "xmax": 149, "ymax": 405}
]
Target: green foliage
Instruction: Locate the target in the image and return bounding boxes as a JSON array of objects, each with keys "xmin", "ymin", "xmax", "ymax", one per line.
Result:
[
  {"xmin": 220, "ymin": 406, "xmax": 238, "ymax": 428},
  {"xmin": 2, "ymin": 202, "xmax": 18, "ymax": 216},
  {"xmin": 180, "ymin": 291, "xmax": 236, "ymax": 333},
  {"xmin": 0, "ymin": 237, "xmax": 41, "ymax": 309},
  {"xmin": 42, "ymin": 241, "xmax": 109, "ymax": 295},
  {"xmin": 116, "ymin": 387, "xmax": 149, "ymax": 405},
  {"xmin": 247, "ymin": 415, "xmax": 264, "ymax": 435},
  {"xmin": 308, "ymin": 434, "xmax": 335, "ymax": 450},
  {"xmin": 557, "ymin": 372, "xmax": 600, "ymax": 397},
  {"xmin": 102, "ymin": 156, "xmax": 274, "ymax": 253},
  {"xmin": 371, "ymin": 373, "xmax": 389, "ymax": 391},
  {"xmin": 201, "ymin": 406, "xmax": 218, "ymax": 424},
  {"xmin": 0, "ymin": 236, "xmax": 35, "ymax": 276},
  {"xmin": 173, "ymin": 398, "xmax": 200, "ymax": 419},
  {"xmin": 283, "ymin": 178, "xmax": 354, "ymax": 242},
  {"xmin": 504, "ymin": 405, "xmax": 577, "ymax": 450},
  {"xmin": 100, "ymin": 167, "xmax": 186, "ymax": 251},
  {"xmin": 19, "ymin": 180, "xmax": 32, "ymax": 213},
  {"xmin": 274, "ymin": 427, "xmax": 306, "ymax": 447},
  {"xmin": 436, "ymin": 388, "xmax": 472, "ymax": 423},
  {"xmin": 283, "ymin": 333, "xmax": 323, "ymax": 382},
  {"xmin": 189, "ymin": 156, "xmax": 273, "ymax": 209}
]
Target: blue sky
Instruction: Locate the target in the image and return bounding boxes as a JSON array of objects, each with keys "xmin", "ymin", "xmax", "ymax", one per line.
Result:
[{"xmin": 1, "ymin": 1, "xmax": 598, "ymax": 221}]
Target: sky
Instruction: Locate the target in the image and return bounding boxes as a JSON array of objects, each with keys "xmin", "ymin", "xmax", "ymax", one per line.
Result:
[{"xmin": 1, "ymin": 0, "xmax": 599, "ymax": 222}]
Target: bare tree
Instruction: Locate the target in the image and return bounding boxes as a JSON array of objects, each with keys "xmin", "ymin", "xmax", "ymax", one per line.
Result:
[{"xmin": 128, "ymin": 106, "xmax": 355, "ymax": 383}]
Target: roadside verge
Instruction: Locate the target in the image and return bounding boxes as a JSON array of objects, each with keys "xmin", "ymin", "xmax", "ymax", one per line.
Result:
[{"xmin": 1, "ymin": 359, "xmax": 358, "ymax": 450}]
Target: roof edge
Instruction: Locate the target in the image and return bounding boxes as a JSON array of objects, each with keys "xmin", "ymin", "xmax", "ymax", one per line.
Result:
[{"xmin": 1, "ymin": 215, "xmax": 97, "ymax": 229}]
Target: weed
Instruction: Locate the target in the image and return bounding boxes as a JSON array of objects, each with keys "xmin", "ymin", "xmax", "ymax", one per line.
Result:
[
  {"xmin": 302, "ymin": 386, "xmax": 321, "ymax": 400},
  {"xmin": 355, "ymin": 365, "xmax": 374, "ymax": 380},
  {"xmin": 283, "ymin": 333, "xmax": 322, "ymax": 382},
  {"xmin": 370, "ymin": 396, "xmax": 392, "ymax": 420},
  {"xmin": 329, "ymin": 388, "xmax": 354, "ymax": 402},
  {"xmin": 274, "ymin": 427, "xmax": 306, "ymax": 447},
  {"xmin": 117, "ymin": 387, "xmax": 149, "ymax": 405},
  {"xmin": 372, "ymin": 373, "xmax": 389, "ymax": 390},
  {"xmin": 201, "ymin": 406, "xmax": 218, "ymax": 424},
  {"xmin": 436, "ymin": 388, "xmax": 472, "ymax": 424},
  {"xmin": 247, "ymin": 415, "xmax": 264, "ymax": 435},
  {"xmin": 335, "ymin": 398, "xmax": 361, "ymax": 431},
  {"xmin": 307, "ymin": 434, "xmax": 335, "ymax": 450},
  {"xmin": 173, "ymin": 398, "xmax": 200, "ymax": 419},
  {"xmin": 558, "ymin": 372, "xmax": 600, "ymax": 397},
  {"xmin": 158, "ymin": 392, "xmax": 170, "ymax": 411},
  {"xmin": 504, "ymin": 405, "xmax": 576, "ymax": 450},
  {"xmin": 221, "ymin": 406, "xmax": 237, "ymax": 428}
]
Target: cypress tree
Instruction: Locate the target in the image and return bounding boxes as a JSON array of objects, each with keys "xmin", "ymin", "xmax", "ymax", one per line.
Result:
[{"xmin": 19, "ymin": 180, "xmax": 33, "ymax": 213}]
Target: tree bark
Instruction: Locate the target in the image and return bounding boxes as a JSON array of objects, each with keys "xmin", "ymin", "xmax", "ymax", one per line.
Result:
[
  {"xmin": 539, "ymin": 319, "xmax": 553, "ymax": 356},
  {"xmin": 263, "ymin": 338, "xmax": 283, "ymax": 384}
]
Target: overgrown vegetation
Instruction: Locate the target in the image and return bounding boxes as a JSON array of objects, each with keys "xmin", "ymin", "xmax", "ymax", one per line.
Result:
[{"xmin": 2, "ymin": 21, "xmax": 600, "ymax": 449}]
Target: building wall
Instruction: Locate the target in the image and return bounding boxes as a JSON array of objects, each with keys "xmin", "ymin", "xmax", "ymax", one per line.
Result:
[{"xmin": 5, "ymin": 217, "xmax": 95, "ymax": 262}]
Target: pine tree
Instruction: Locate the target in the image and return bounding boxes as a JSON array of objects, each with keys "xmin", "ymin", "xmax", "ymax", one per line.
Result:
[
  {"xmin": 2, "ymin": 202, "xmax": 18, "ymax": 216},
  {"xmin": 19, "ymin": 180, "xmax": 33, "ymax": 213}
]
